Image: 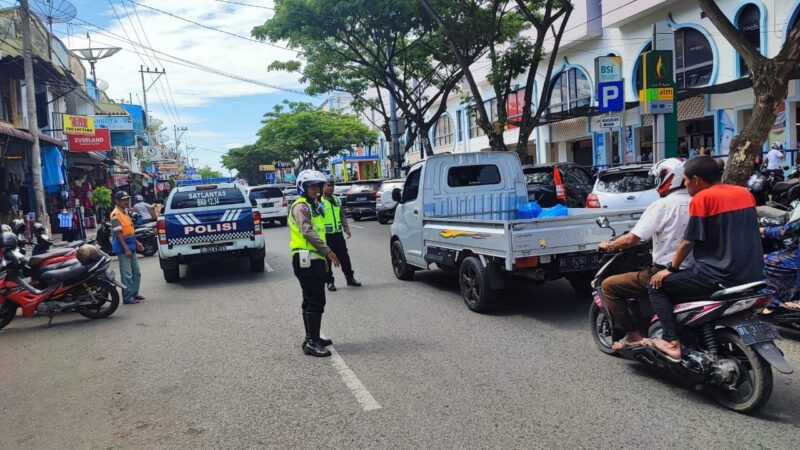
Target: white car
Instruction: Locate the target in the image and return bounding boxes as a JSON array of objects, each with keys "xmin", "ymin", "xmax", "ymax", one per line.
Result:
[
  {"xmin": 248, "ymin": 185, "xmax": 288, "ymax": 226},
  {"xmin": 587, "ymin": 165, "xmax": 659, "ymax": 209},
  {"xmin": 376, "ymin": 178, "xmax": 405, "ymax": 224}
]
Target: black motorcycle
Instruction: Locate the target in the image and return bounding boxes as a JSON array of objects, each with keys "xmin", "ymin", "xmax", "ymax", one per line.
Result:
[
  {"xmin": 96, "ymin": 220, "xmax": 157, "ymax": 257},
  {"xmin": 589, "ymin": 216, "xmax": 793, "ymax": 413}
]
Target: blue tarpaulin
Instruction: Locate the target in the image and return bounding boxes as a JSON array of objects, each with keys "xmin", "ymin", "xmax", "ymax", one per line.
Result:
[{"xmin": 41, "ymin": 144, "xmax": 64, "ymax": 192}]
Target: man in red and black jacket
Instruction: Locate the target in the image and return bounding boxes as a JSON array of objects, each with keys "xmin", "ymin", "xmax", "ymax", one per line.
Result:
[{"xmin": 648, "ymin": 156, "xmax": 763, "ymax": 361}]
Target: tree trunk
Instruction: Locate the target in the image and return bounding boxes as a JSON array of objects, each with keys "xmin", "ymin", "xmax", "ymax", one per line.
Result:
[
  {"xmin": 487, "ymin": 130, "xmax": 508, "ymax": 152},
  {"xmin": 723, "ymin": 62, "xmax": 790, "ymax": 186}
]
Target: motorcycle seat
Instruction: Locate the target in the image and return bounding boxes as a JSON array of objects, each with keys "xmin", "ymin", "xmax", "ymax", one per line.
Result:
[
  {"xmin": 710, "ymin": 281, "xmax": 769, "ymax": 299},
  {"xmin": 28, "ymin": 248, "xmax": 75, "ymax": 267},
  {"xmin": 772, "ymin": 178, "xmax": 799, "ymax": 193},
  {"xmin": 39, "ymin": 262, "xmax": 89, "ymax": 284}
]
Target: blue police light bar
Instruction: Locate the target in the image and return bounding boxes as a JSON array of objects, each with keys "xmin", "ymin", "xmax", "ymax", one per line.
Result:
[{"xmin": 176, "ymin": 177, "xmax": 237, "ymax": 186}]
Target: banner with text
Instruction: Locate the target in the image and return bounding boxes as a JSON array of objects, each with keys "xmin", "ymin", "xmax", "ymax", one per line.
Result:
[
  {"xmin": 63, "ymin": 114, "xmax": 95, "ymax": 135},
  {"xmin": 67, "ymin": 128, "xmax": 111, "ymax": 152}
]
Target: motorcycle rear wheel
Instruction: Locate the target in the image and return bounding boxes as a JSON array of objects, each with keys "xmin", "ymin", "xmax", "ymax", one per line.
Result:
[
  {"xmin": 75, "ymin": 279, "xmax": 120, "ymax": 320},
  {"xmin": 588, "ymin": 301, "xmax": 617, "ymax": 355},
  {"xmin": 0, "ymin": 302, "xmax": 18, "ymax": 330},
  {"xmin": 709, "ymin": 329, "xmax": 773, "ymax": 414},
  {"xmin": 141, "ymin": 241, "xmax": 157, "ymax": 257}
]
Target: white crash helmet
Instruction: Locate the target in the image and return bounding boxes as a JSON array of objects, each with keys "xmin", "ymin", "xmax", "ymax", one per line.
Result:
[
  {"xmin": 650, "ymin": 157, "xmax": 686, "ymax": 197},
  {"xmin": 296, "ymin": 169, "xmax": 327, "ymax": 195}
]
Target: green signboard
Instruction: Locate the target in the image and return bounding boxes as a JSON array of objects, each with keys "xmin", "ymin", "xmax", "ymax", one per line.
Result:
[{"xmin": 638, "ymin": 50, "xmax": 675, "ymax": 114}]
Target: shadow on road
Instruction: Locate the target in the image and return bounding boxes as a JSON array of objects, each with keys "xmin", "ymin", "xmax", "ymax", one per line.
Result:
[{"xmin": 176, "ymin": 255, "xmax": 293, "ymax": 289}]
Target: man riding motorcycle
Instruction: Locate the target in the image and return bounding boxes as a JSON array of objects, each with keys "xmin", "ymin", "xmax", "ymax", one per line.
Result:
[
  {"xmin": 648, "ymin": 156, "xmax": 764, "ymax": 361},
  {"xmin": 598, "ymin": 158, "xmax": 694, "ymax": 351}
]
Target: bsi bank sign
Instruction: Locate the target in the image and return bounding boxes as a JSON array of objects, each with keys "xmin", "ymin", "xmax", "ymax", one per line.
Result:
[{"xmin": 595, "ymin": 56, "xmax": 624, "ymax": 113}]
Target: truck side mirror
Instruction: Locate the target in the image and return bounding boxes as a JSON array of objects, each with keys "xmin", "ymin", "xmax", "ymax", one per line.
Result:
[{"xmin": 392, "ymin": 188, "xmax": 403, "ymax": 203}]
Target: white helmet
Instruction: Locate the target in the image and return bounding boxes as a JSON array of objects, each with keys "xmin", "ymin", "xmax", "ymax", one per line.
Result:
[
  {"xmin": 296, "ymin": 169, "xmax": 327, "ymax": 195},
  {"xmin": 650, "ymin": 157, "xmax": 686, "ymax": 197}
]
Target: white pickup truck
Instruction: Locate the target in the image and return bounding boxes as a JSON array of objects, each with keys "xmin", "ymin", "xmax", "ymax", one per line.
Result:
[{"xmin": 389, "ymin": 152, "xmax": 644, "ymax": 313}]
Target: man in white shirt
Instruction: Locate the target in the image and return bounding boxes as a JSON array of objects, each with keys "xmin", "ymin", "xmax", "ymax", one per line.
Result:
[
  {"xmin": 598, "ymin": 158, "xmax": 695, "ymax": 351},
  {"xmin": 766, "ymin": 143, "xmax": 784, "ymax": 171},
  {"xmin": 132, "ymin": 195, "xmax": 156, "ymax": 223}
]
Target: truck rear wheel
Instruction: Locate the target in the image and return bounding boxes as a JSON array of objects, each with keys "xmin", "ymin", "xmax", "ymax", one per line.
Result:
[
  {"xmin": 459, "ymin": 256, "xmax": 495, "ymax": 313},
  {"xmin": 163, "ymin": 268, "xmax": 180, "ymax": 283}
]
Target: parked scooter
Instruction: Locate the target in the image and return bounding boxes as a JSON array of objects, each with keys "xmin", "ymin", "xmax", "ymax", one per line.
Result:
[
  {"xmin": 95, "ymin": 218, "xmax": 157, "ymax": 257},
  {"xmin": 760, "ymin": 206, "xmax": 800, "ymax": 330},
  {"xmin": 589, "ymin": 216, "xmax": 793, "ymax": 413},
  {"xmin": 0, "ymin": 233, "xmax": 121, "ymax": 330},
  {"xmin": 749, "ymin": 166, "xmax": 800, "ymax": 209}
]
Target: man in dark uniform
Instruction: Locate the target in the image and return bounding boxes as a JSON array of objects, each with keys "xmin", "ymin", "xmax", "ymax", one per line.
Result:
[
  {"xmin": 321, "ymin": 179, "xmax": 361, "ymax": 291},
  {"xmin": 290, "ymin": 170, "xmax": 340, "ymax": 357}
]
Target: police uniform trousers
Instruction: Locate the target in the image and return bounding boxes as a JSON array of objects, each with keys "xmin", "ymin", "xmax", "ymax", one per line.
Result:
[
  {"xmin": 293, "ymin": 254, "xmax": 327, "ymax": 313},
  {"xmin": 325, "ymin": 232, "xmax": 353, "ymax": 283}
]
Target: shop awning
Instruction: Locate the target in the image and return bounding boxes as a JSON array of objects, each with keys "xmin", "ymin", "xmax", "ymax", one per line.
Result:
[
  {"xmin": 66, "ymin": 151, "xmax": 109, "ymax": 167},
  {"xmin": 37, "ymin": 133, "xmax": 64, "ymax": 147},
  {"xmin": 0, "ymin": 123, "xmax": 34, "ymax": 142},
  {"xmin": 95, "ymin": 102, "xmax": 130, "ymax": 115}
]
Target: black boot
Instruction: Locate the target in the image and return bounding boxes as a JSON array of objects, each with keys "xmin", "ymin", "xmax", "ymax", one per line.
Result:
[
  {"xmin": 303, "ymin": 312, "xmax": 332, "ymax": 357},
  {"xmin": 346, "ymin": 276, "xmax": 362, "ymax": 287},
  {"xmin": 301, "ymin": 312, "xmax": 311, "ymax": 349},
  {"xmin": 327, "ymin": 282, "xmax": 337, "ymax": 292}
]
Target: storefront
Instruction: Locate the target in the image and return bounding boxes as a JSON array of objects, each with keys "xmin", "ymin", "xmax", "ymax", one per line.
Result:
[{"xmin": 330, "ymin": 155, "xmax": 382, "ymax": 181}]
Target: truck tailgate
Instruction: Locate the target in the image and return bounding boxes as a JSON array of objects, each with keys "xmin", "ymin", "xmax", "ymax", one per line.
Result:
[{"xmin": 165, "ymin": 207, "xmax": 255, "ymax": 245}]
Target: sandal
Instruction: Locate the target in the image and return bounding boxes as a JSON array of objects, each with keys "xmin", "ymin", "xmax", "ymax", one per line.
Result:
[
  {"xmin": 644, "ymin": 337, "xmax": 681, "ymax": 363},
  {"xmin": 611, "ymin": 336, "xmax": 645, "ymax": 352},
  {"xmin": 782, "ymin": 301, "xmax": 800, "ymax": 311}
]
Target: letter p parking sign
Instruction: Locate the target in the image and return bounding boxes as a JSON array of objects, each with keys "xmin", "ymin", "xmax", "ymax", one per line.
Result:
[{"xmin": 598, "ymin": 80, "xmax": 624, "ymax": 112}]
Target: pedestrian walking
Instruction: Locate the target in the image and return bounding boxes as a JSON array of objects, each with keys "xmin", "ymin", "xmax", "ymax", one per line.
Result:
[
  {"xmin": 290, "ymin": 170, "xmax": 341, "ymax": 357},
  {"xmin": 110, "ymin": 191, "xmax": 145, "ymax": 305},
  {"xmin": 321, "ymin": 178, "xmax": 361, "ymax": 291}
]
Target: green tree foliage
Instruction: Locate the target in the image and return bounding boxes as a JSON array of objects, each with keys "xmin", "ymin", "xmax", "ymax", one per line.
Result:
[
  {"xmin": 255, "ymin": 100, "xmax": 378, "ymax": 170},
  {"xmin": 252, "ymin": 0, "xmax": 472, "ymax": 158},
  {"xmin": 421, "ymin": 0, "xmax": 573, "ymax": 154},
  {"xmin": 222, "ymin": 143, "xmax": 279, "ymax": 186},
  {"xmin": 197, "ymin": 166, "xmax": 223, "ymax": 180}
]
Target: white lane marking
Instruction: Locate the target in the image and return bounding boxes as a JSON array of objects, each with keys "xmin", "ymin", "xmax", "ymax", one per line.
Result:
[
  {"xmin": 351, "ymin": 225, "xmax": 365, "ymax": 229},
  {"xmin": 264, "ymin": 260, "xmax": 274, "ymax": 272},
  {"xmin": 323, "ymin": 335, "xmax": 381, "ymax": 412}
]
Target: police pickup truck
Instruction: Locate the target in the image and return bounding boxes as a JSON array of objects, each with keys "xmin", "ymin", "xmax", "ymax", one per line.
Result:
[{"xmin": 157, "ymin": 180, "xmax": 265, "ymax": 282}]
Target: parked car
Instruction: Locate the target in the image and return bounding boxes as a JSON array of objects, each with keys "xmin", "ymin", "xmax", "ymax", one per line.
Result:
[
  {"xmin": 345, "ymin": 180, "xmax": 383, "ymax": 221},
  {"xmin": 247, "ymin": 184, "xmax": 288, "ymax": 226},
  {"xmin": 282, "ymin": 186, "xmax": 300, "ymax": 207},
  {"xmin": 523, "ymin": 162, "xmax": 594, "ymax": 207},
  {"xmin": 334, "ymin": 181, "xmax": 356, "ymax": 215},
  {"xmin": 376, "ymin": 178, "xmax": 405, "ymax": 224},
  {"xmin": 587, "ymin": 165, "xmax": 659, "ymax": 209}
]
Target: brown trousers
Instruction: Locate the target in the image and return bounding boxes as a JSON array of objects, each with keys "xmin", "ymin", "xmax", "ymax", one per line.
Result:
[{"xmin": 600, "ymin": 266, "xmax": 659, "ymax": 332}]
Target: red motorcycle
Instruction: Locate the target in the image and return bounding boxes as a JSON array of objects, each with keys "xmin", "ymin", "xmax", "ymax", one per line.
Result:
[{"xmin": 0, "ymin": 233, "xmax": 121, "ymax": 330}]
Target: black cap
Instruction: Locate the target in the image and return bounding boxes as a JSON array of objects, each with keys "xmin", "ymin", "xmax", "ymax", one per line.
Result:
[{"xmin": 114, "ymin": 190, "xmax": 130, "ymax": 201}]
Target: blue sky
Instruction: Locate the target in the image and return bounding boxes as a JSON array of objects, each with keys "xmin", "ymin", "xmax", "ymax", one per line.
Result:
[{"xmin": 36, "ymin": 0, "xmax": 318, "ymax": 173}]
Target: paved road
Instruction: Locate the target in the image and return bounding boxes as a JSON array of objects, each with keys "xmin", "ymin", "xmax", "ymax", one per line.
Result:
[{"xmin": 2, "ymin": 220, "xmax": 800, "ymax": 449}]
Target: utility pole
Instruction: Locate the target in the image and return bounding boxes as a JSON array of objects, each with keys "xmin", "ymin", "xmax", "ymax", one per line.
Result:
[
  {"xmin": 174, "ymin": 125, "xmax": 188, "ymax": 159},
  {"xmin": 139, "ymin": 66, "xmax": 165, "ymax": 137},
  {"xmin": 20, "ymin": 0, "xmax": 46, "ymax": 223},
  {"xmin": 387, "ymin": 48, "xmax": 402, "ymax": 178}
]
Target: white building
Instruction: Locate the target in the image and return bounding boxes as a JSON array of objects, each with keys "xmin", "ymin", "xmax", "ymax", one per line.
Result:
[{"xmin": 408, "ymin": 0, "xmax": 800, "ymax": 168}]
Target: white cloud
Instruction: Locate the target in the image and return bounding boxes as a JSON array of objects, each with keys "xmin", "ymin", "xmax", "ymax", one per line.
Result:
[{"xmin": 66, "ymin": 0, "xmax": 303, "ymax": 108}]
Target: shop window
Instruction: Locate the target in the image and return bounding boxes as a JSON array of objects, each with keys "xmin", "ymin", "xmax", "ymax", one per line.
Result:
[
  {"xmin": 674, "ymin": 28, "xmax": 714, "ymax": 89},
  {"xmin": 547, "ymin": 68, "xmax": 591, "ymax": 116},
  {"xmin": 507, "ymin": 89, "xmax": 526, "ymax": 129},
  {"xmin": 456, "ymin": 110, "xmax": 463, "ymax": 142},
  {"xmin": 0, "ymin": 79, "xmax": 12, "ymax": 123},
  {"xmin": 433, "ymin": 114, "xmax": 454, "ymax": 148},
  {"xmin": 736, "ymin": 4, "xmax": 761, "ymax": 77}
]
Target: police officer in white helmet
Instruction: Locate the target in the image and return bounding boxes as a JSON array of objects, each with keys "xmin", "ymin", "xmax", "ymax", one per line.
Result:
[{"xmin": 289, "ymin": 169, "xmax": 341, "ymax": 357}]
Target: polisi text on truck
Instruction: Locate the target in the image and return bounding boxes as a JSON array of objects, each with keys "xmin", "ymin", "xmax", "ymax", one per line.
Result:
[{"xmin": 184, "ymin": 222, "xmax": 238, "ymax": 234}]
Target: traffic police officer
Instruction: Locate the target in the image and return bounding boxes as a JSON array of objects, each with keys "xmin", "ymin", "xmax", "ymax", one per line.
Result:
[
  {"xmin": 290, "ymin": 170, "xmax": 340, "ymax": 357},
  {"xmin": 321, "ymin": 178, "xmax": 361, "ymax": 291}
]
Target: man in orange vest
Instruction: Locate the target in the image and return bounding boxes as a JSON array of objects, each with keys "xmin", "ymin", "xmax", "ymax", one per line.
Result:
[{"xmin": 110, "ymin": 191, "xmax": 144, "ymax": 305}]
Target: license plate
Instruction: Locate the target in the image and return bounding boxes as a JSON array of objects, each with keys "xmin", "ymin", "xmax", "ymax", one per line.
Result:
[
  {"xmin": 201, "ymin": 245, "xmax": 227, "ymax": 254},
  {"xmin": 262, "ymin": 202, "xmax": 273, "ymax": 208},
  {"xmin": 734, "ymin": 320, "xmax": 780, "ymax": 345},
  {"xmin": 357, "ymin": 196, "xmax": 367, "ymax": 202},
  {"xmin": 558, "ymin": 253, "xmax": 603, "ymax": 273}
]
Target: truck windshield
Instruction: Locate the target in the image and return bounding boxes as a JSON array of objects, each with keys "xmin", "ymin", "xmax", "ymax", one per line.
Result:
[{"xmin": 170, "ymin": 188, "xmax": 245, "ymax": 209}]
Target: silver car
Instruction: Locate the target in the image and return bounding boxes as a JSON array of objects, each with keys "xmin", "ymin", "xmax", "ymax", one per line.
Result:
[
  {"xmin": 587, "ymin": 165, "xmax": 658, "ymax": 209},
  {"xmin": 376, "ymin": 178, "xmax": 405, "ymax": 224}
]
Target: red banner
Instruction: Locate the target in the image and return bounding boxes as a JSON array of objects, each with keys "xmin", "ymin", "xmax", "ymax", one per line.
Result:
[{"xmin": 67, "ymin": 128, "xmax": 111, "ymax": 152}]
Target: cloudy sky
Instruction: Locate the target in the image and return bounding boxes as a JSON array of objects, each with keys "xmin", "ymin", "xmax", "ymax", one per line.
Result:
[{"xmin": 20, "ymin": 0, "xmax": 317, "ymax": 173}]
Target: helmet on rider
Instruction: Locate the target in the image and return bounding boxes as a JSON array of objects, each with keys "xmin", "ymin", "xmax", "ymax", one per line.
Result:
[
  {"xmin": 134, "ymin": 195, "xmax": 144, "ymax": 203},
  {"xmin": 296, "ymin": 169, "xmax": 327, "ymax": 196},
  {"xmin": 1, "ymin": 231, "xmax": 18, "ymax": 249},
  {"xmin": 32, "ymin": 222, "xmax": 46, "ymax": 235},
  {"xmin": 650, "ymin": 157, "xmax": 686, "ymax": 197}
]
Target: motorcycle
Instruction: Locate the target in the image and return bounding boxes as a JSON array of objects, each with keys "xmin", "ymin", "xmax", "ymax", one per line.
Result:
[
  {"xmin": 95, "ymin": 219, "xmax": 158, "ymax": 257},
  {"xmin": 748, "ymin": 166, "xmax": 800, "ymax": 209},
  {"xmin": 761, "ymin": 206, "xmax": 800, "ymax": 331},
  {"xmin": 589, "ymin": 216, "xmax": 793, "ymax": 413},
  {"xmin": 0, "ymin": 232, "xmax": 121, "ymax": 330}
]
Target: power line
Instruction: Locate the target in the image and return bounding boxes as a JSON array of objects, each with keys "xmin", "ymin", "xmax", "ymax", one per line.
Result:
[
  {"xmin": 123, "ymin": 0, "xmax": 296, "ymax": 52},
  {"xmin": 213, "ymin": 0, "xmax": 274, "ymax": 9}
]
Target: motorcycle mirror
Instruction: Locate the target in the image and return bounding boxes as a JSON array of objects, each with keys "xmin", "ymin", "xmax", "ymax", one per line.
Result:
[
  {"xmin": 596, "ymin": 216, "xmax": 610, "ymax": 229},
  {"xmin": 760, "ymin": 217, "xmax": 782, "ymax": 227}
]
